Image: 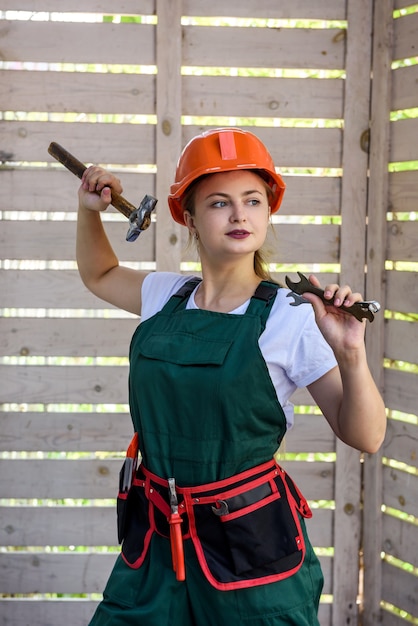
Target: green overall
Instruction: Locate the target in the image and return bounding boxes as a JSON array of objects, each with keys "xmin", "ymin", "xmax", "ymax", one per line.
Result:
[{"xmin": 89, "ymin": 281, "xmax": 323, "ymax": 626}]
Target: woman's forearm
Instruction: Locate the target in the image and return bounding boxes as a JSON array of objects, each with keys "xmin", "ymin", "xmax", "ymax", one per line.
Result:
[
  {"xmin": 76, "ymin": 204, "xmax": 119, "ymax": 293},
  {"xmin": 335, "ymin": 347, "xmax": 386, "ymax": 453}
]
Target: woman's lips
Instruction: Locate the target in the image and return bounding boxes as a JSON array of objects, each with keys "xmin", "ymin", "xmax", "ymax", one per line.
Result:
[{"xmin": 226, "ymin": 230, "xmax": 251, "ymax": 239}]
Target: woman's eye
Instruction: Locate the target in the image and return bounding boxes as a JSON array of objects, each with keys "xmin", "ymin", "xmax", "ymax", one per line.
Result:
[
  {"xmin": 248, "ymin": 198, "xmax": 260, "ymax": 206},
  {"xmin": 211, "ymin": 200, "xmax": 227, "ymax": 208}
]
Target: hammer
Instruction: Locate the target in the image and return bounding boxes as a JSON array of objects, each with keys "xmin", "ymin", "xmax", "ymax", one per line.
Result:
[{"xmin": 48, "ymin": 142, "xmax": 157, "ymax": 242}]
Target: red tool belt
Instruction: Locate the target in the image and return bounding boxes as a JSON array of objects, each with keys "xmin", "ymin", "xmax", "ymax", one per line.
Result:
[{"xmin": 117, "ymin": 444, "xmax": 312, "ymax": 591}]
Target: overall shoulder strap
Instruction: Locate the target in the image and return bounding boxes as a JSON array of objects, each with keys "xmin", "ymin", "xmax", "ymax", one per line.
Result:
[
  {"xmin": 246, "ymin": 281, "xmax": 280, "ymax": 331},
  {"xmin": 160, "ymin": 277, "xmax": 202, "ymax": 314}
]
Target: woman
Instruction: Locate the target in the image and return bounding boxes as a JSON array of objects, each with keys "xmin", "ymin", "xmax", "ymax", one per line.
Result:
[{"xmin": 77, "ymin": 128, "xmax": 386, "ymax": 625}]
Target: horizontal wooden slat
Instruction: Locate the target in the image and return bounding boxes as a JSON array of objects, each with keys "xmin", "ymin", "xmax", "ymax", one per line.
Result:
[
  {"xmin": 0, "ymin": 70, "xmax": 156, "ymax": 115},
  {"xmin": 2, "ymin": 71, "xmax": 344, "ymax": 120},
  {"xmin": 0, "ymin": 459, "xmax": 334, "ymax": 500},
  {"xmin": 0, "ymin": 169, "xmax": 341, "ymax": 216},
  {"xmin": 383, "ymin": 464, "xmax": 418, "ymax": 519},
  {"xmin": 0, "ymin": 553, "xmax": 115, "ymax": 594},
  {"xmin": 0, "ymin": 506, "xmax": 117, "ymax": 547},
  {"xmin": 270, "ymin": 223, "xmax": 340, "ymax": 263},
  {"xmin": 0, "ymin": 599, "xmax": 100, "ymax": 626},
  {"xmin": 0, "ymin": 270, "xmax": 123, "ymax": 308},
  {"xmin": 2, "ymin": 0, "xmax": 346, "ymax": 19},
  {"xmin": 184, "ymin": 0, "xmax": 346, "ymax": 19},
  {"xmin": 387, "ymin": 220, "xmax": 418, "ymax": 262},
  {"xmin": 0, "ymin": 121, "xmax": 342, "ymax": 169},
  {"xmin": 390, "ymin": 118, "xmax": 418, "ymax": 162},
  {"xmin": 1, "ymin": 22, "xmax": 155, "ymax": 65},
  {"xmin": 382, "ymin": 559, "xmax": 418, "ymax": 618},
  {"xmin": 307, "ymin": 508, "xmax": 334, "ymax": 547},
  {"xmin": 182, "ymin": 26, "xmax": 346, "ymax": 70},
  {"xmin": 0, "ymin": 121, "xmax": 156, "ymax": 167},
  {"xmin": 0, "ymin": 411, "xmax": 133, "ymax": 452},
  {"xmin": 0, "ymin": 169, "xmax": 155, "ymax": 214},
  {"xmin": 2, "ymin": 0, "xmax": 154, "ymax": 10},
  {"xmin": 0, "ymin": 221, "xmax": 155, "ymax": 261},
  {"xmin": 0, "ymin": 504, "xmax": 334, "ymax": 548},
  {"xmin": 0, "ymin": 459, "xmax": 120, "ymax": 499},
  {"xmin": 269, "ymin": 461, "xmax": 335, "ymax": 500},
  {"xmin": 281, "ymin": 413, "xmax": 336, "ymax": 453},
  {"xmin": 279, "ymin": 176, "xmax": 341, "ymax": 215},
  {"xmin": 383, "ymin": 418, "xmax": 418, "ymax": 467},
  {"xmin": 1, "ymin": 21, "xmax": 347, "ymax": 73},
  {"xmin": 393, "ymin": 11, "xmax": 418, "ymax": 62},
  {"xmin": 182, "ymin": 75, "xmax": 344, "ymax": 119},
  {"xmin": 389, "ymin": 170, "xmax": 418, "ymax": 214},
  {"xmin": 391, "ymin": 65, "xmax": 418, "ymax": 111},
  {"xmin": 0, "ymin": 318, "xmax": 138, "ymax": 358},
  {"xmin": 385, "ymin": 319, "xmax": 418, "ymax": 365},
  {"xmin": 386, "ymin": 269, "xmax": 418, "ymax": 314},
  {"xmin": 385, "ymin": 368, "xmax": 418, "ymax": 416},
  {"xmin": 382, "ymin": 513, "xmax": 418, "ymax": 569},
  {"xmin": 0, "ymin": 364, "xmax": 129, "ymax": 405}
]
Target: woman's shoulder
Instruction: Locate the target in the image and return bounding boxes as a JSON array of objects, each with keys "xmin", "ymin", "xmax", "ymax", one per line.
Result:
[{"xmin": 141, "ymin": 272, "xmax": 197, "ymax": 321}]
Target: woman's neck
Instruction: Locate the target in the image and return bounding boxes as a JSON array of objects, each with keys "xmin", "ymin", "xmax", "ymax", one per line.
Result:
[{"xmin": 194, "ymin": 263, "xmax": 261, "ymax": 313}]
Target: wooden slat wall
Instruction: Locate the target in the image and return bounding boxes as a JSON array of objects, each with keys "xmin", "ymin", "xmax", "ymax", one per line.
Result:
[{"xmin": 0, "ymin": 2, "xmax": 417, "ymax": 625}]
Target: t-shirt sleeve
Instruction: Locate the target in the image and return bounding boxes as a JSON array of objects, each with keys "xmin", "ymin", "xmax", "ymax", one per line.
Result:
[
  {"xmin": 260, "ymin": 289, "xmax": 337, "ymax": 399},
  {"xmin": 283, "ymin": 304, "xmax": 337, "ymax": 389}
]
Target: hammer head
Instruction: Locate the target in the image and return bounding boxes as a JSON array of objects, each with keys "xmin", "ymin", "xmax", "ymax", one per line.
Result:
[{"xmin": 126, "ymin": 194, "xmax": 158, "ymax": 242}]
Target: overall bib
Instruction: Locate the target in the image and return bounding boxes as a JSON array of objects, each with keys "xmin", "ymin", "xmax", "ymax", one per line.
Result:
[{"xmin": 89, "ymin": 280, "xmax": 323, "ymax": 626}]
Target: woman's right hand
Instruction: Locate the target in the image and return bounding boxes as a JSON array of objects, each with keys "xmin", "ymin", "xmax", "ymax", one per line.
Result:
[{"xmin": 78, "ymin": 166, "xmax": 123, "ymax": 212}]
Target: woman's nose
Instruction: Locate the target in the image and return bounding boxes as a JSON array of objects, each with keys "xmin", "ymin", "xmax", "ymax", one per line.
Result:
[{"xmin": 229, "ymin": 202, "xmax": 246, "ymax": 222}]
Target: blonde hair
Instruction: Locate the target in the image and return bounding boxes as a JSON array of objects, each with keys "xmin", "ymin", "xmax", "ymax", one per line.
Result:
[{"xmin": 181, "ymin": 172, "xmax": 277, "ymax": 282}]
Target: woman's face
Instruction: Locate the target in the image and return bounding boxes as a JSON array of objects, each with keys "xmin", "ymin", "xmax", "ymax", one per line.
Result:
[{"xmin": 183, "ymin": 170, "xmax": 270, "ymax": 262}]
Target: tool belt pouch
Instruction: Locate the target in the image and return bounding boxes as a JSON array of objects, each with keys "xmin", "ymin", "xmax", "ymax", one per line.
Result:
[
  {"xmin": 117, "ymin": 464, "xmax": 153, "ymax": 569},
  {"xmin": 187, "ymin": 461, "xmax": 312, "ymax": 591}
]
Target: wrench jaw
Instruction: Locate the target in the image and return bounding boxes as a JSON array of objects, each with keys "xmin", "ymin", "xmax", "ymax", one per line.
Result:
[{"xmin": 286, "ymin": 292, "xmax": 310, "ymax": 307}]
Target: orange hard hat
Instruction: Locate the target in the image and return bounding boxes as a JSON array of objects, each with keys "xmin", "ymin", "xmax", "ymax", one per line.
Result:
[{"xmin": 168, "ymin": 127, "xmax": 286, "ymax": 225}]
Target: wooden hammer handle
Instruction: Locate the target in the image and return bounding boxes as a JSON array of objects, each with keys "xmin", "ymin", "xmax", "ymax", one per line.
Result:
[{"xmin": 48, "ymin": 142, "xmax": 136, "ymax": 219}]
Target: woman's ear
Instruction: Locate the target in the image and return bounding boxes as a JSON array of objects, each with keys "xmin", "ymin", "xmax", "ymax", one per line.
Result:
[{"xmin": 183, "ymin": 211, "xmax": 196, "ymax": 235}]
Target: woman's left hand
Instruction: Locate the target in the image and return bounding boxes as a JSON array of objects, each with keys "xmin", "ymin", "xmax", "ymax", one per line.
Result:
[{"xmin": 301, "ymin": 274, "xmax": 366, "ymax": 356}]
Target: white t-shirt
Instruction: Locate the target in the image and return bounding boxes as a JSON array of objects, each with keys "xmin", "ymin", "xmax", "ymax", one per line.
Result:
[{"xmin": 140, "ymin": 272, "xmax": 337, "ymax": 430}]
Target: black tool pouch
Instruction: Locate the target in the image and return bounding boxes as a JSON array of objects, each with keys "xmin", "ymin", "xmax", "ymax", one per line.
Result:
[
  {"xmin": 116, "ymin": 434, "xmax": 154, "ymax": 568},
  {"xmin": 117, "ymin": 466, "xmax": 154, "ymax": 568},
  {"xmin": 185, "ymin": 461, "xmax": 312, "ymax": 591}
]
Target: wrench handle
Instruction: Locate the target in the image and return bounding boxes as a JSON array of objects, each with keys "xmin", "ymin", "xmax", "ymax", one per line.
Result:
[{"xmin": 48, "ymin": 142, "xmax": 136, "ymax": 219}]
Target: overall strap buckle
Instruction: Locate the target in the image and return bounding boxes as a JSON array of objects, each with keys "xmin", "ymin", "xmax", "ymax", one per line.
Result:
[{"xmin": 246, "ymin": 281, "xmax": 280, "ymax": 331}]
